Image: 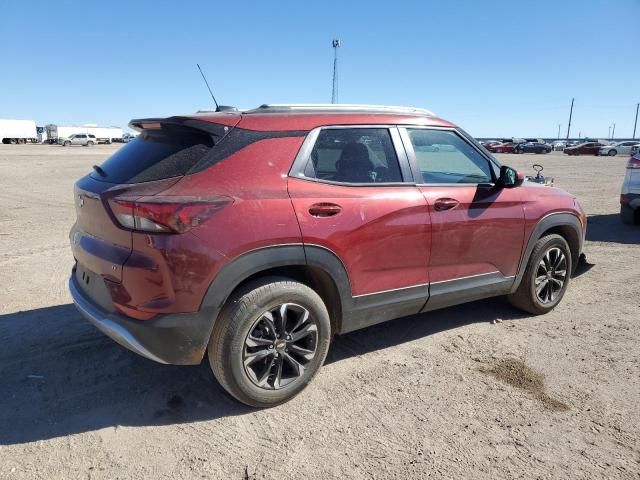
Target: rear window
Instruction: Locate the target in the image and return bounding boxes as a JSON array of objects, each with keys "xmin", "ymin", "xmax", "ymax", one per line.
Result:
[{"xmin": 92, "ymin": 127, "xmax": 214, "ymax": 183}]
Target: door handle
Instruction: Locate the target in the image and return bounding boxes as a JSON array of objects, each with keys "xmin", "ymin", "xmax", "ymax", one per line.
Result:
[
  {"xmin": 434, "ymin": 198, "xmax": 460, "ymax": 211},
  {"xmin": 309, "ymin": 202, "xmax": 342, "ymax": 217}
]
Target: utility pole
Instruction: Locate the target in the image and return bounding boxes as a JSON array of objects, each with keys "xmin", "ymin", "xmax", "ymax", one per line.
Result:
[
  {"xmin": 557, "ymin": 124, "xmax": 561, "ymax": 140},
  {"xmin": 608, "ymin": 126, "xmax": 612, "ymax": 140},
  {"xmin": 612, "ymin": 123, "xmax": 616, "ymax": 140},
  {"xmin": 331, "ymin": 39, "xmax": 342, "ymax": 104},
  {"xmin": 566, "ymin": 98, "xmax": 574, "ymax": 140},
  {"xmin": 633, "ymin": 103, "xmax": 639, "ymax": 139}
]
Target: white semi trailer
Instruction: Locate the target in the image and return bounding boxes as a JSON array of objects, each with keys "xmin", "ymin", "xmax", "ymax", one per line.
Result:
[
  {"xmin": 0, "ymin": 119, "xmax": 38, "ymax": 144},
  {"xmin": 46, "ymin": 124, "xmax": 123, "ymax": 144}
]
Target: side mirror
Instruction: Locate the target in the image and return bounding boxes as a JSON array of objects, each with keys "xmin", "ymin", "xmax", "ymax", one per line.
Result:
[{"xmin": 499, "ymin": 165, "xmax": 523, "ymax": 188}]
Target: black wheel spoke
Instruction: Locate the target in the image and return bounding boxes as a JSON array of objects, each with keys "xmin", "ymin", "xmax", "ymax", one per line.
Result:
[
  {"xmin": 273, "ymin": 355, "xmax": 284, "ymax": 389},
  {"xmin": 260, "ymin": 311, "xmax": 277, "ymax": 337},
  {"xmin": 282, "ymin": 352, "xmax": 305, "ymax": 376},
  {"xmin": 288, "ymin": 343, "xmax": 315, "ymax": 360},
  {"xmin": 277, "ymin": 304, "xmax": 289, "ymax": 337},
  {"xmin": 291, "ymin": 322, "xmax": 317, "ymax": 343},
  {"xmin": 245, "ymin": 334, "xmax": 274, "ymax": 348},
  {"xmin": 244, "ymin": 349, "xmax": 273, "ymax": 367}
]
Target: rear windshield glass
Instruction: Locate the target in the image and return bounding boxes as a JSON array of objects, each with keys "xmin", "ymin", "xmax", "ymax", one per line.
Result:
[{"xmin": 91, "ymin": 127, "xmax": 214, "ymax": 183}]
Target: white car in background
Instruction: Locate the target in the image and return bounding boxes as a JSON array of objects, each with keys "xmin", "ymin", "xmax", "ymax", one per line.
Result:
[
  {"xmin": 552, "ymin": 140, "xmax": 567, "ymax": 151},
  {"xmin": 599, "ymin": 141, "xmax": 640, "ymax": 157},
  {"xmin": 620, "ymin": 153, "xmax": 640, "ymax": 225}
]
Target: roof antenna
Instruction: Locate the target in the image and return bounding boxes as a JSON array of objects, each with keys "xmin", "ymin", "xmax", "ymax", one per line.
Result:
[{"xmin": 197, "ymin": 63, "xmax": 220, "ymax": 111}]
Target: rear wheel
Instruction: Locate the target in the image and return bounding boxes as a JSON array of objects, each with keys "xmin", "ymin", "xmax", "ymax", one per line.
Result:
[
  {"xmin": 86, "ymin": 141, "xmax": 94, "ymax": 147},
  {"xmin": 608, "ymin": 149, "xmax": 617, "ymax": 156},
  {"xmin": 9, "ymin": 138, "xmax": 17, "ymax": 145},
  {"xmin": 621, "ymin": 204, "xmax": 638, "ymax": 225},
  {"xmin": 208, "ymin": 277, "xmax": 331, "ymax": 407},
  {"xmin": 508, "ymin": 234, "xmax": 572, "ymax": 315},
  {"xmin": 63, "ymin": 141, "xmax": 71, "ymax": 147}
]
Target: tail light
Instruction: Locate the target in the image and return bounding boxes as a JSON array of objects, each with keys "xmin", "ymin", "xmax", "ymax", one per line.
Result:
[
  {"xmin": 626, "ymin": 156, "xmax": 640, "ymax": 169},
  {"xmin": 107, "ymin": 196, "xmax": 232, "ymax": 233}
]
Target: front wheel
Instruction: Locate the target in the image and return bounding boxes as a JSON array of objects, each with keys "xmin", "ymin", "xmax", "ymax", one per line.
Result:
[
  {"xmin": 608, "ymin": 149, "xmax": 617, "ymax": 156},
  {"xmin": 208, "ymin": 277, "xmax": 331, "ymax": 407},
  {"xmin": 508, "ymin": 234, "xmax": 572, "ymax": 315}
]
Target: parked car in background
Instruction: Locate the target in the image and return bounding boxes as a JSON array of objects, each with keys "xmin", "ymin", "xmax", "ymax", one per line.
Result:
[
  {"xmin": 480, "ymin": 140, "xmax": 502, "ymax": 149},
  {"xmin": 552, "ymin": 141, "xmax": 567, "ymax": 151},
  {"xmin": 60, "ymin": 134, "xmax": 97, "ymax": 146},
  {"xmin": 631, "ymin": 145, "xmax": 640, "ymax": 156},
  {"xmin": 598, "ymin": 141, "xmax": 640, "ymax": 157},
  {"xmin": 514, "ymin": 142, "xmax": 552, "ymax": 154},
  {"xmin": 68, "ymin": 103, "xmax": 587, "ymax": 407},
  {"xmin": 620, "ymin": 153, "xmax": 640, "ymax": 224},
  {"xmin": 487, "ymin": 142, "xmax": 522, "ymax": 153},
  {"xmin": 564, "ymin": 142, "xmax": 606, "ymax": 156}
]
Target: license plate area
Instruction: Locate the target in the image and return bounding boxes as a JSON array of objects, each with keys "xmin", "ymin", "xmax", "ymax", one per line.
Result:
[{"xmin": 75, "ymin": 262, "xmax": 115, "ymax": 312}]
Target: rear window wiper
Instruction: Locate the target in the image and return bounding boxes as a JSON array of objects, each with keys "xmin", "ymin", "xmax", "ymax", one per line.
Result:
[{"xmin": 92, "ymin": 165, "xmax": 107, "ymax": 177}]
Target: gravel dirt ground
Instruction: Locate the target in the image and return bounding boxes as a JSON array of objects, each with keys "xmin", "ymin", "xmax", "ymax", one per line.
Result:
[{"xmin": 0, "ymin": 144, "xmax": 638, "ymax": 479}]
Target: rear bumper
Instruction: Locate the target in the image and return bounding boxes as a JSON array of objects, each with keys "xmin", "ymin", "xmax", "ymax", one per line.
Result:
[{"xmin": 69, "ymin": 274, "xmax": 214, "ymax": 365}]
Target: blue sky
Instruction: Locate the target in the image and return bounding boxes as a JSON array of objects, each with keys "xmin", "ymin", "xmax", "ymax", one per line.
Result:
[{"xmin": 1, "ymin": 0, "xmax": 638, "ymax": 137}]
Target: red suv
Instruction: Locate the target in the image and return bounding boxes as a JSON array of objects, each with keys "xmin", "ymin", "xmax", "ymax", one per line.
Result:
[{"xmin": 69, "ymin": 104, "xmax": 587, "ymax": 407}]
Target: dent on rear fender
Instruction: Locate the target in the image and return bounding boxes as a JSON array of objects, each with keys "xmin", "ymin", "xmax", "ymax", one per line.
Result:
[{"xmin": 121, "ymin": 231, "xmax": 226, "ymax": 315}]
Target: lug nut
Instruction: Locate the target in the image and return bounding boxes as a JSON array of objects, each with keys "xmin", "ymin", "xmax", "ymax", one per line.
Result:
[{"xmin": 269, "ymin": 345, "xmax": 274, "ymax": 349}]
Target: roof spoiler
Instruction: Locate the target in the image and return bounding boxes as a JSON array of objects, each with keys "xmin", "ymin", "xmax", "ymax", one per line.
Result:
[{"xmin": 128, "ymin": 116, "xmax": 233, "ymax": 138}]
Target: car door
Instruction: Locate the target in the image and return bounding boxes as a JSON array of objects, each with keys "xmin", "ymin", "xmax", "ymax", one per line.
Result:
[
  {"xmin": 288, "ymin": 126, "xmax": 431, "ymax": 315},
  {"xmin": 399, "ymin": 127, "xmax": 525, "ymax": 310},
  {"xmin": 620, "ymin": 142, "xmax": 634, "ymax": 155}
]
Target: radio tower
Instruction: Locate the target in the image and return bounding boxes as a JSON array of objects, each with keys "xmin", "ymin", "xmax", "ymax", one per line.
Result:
[{"xmin": 331, "ymin": 39, "xmax": 341, "ymax": 104}]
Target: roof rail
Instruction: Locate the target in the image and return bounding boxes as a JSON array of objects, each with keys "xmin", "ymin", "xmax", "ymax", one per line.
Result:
[{"xmin": 245, "ymin": 103, "xmax": 434, "ymax": 116}]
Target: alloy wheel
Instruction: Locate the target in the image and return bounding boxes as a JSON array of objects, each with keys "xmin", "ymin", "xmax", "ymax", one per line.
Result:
[
  {"xmin": 534, "ymin": 247, "xmax": 567, "ymax": 304},
  {"xmin": 243, "ymin": 303, "xmax": 318, "ymax": 390}
]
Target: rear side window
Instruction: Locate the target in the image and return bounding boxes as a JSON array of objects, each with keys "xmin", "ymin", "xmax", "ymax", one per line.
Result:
[
  {"xmin": 303, "ymin": 128, "xmax": 403, "ymax": 183},
  {"xmin": 92, "ymin": 127, "xmax": 214, "ymax": 183}
]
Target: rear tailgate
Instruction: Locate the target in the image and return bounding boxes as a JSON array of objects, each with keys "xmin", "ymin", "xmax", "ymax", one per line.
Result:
[
  {"xmin": 71, "ymin": 177, "xmax": 181, "ymax": 282},
  {"xmin": 70, "ymin": 114, "xmax": 241, "ymax": 283}
]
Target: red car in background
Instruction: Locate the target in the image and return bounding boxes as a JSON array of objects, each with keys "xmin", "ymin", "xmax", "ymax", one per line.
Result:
[
  {"xmin": 564, "ymin": 141, "xmax": 606, "ymax": 156},
  {"xmin": 487, "ymin": 142, "xmax": 520, "ymax": 153}
]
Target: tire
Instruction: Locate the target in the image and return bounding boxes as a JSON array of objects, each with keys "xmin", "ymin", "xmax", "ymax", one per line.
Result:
[
  {"xmin": 9, "ymin": 138, "xmax": 17, "ymax": 145},
  {"xmin": 208, "ymin": 277, "xmax": 331, "ymax": 407},
  {"xmin": 63, "ymin": 141, "xmax": 70, "ymax": 147},
  {"xmin": 86, "ymin": 141, "xmax": 94, "ymax": 147},
  {"xmin": 621, "ymin": 204, "xmax": 638, "ymax": 225},
  {"xmin": 608, "ymin": 149, "xmax": 617, "ymax": 157},
  {"xmin": 508, "ymin": 234, "xmax": 572, "ymax": 315}
]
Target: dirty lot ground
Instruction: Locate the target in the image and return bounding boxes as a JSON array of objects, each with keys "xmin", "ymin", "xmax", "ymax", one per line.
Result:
[{"xmin": 0, "ymin": 144, "xmax": 638, "ymax": 479}]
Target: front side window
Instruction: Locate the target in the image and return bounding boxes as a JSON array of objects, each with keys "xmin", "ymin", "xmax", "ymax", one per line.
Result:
[
  {"xmin": 406, "ymin": 129, "xmax": 493, "ymax": 184},
  {"xmin": 303, "ymin": 128, "xmax": 403, "ymax": 184}
]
